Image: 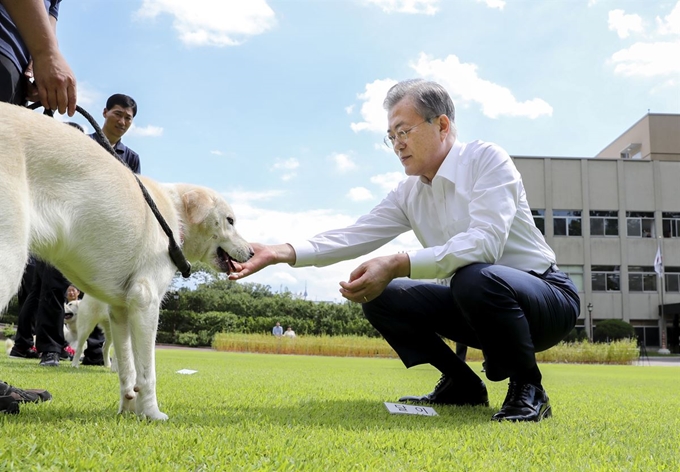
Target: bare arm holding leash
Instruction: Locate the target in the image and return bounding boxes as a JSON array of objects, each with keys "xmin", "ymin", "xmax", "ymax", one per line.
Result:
[{"xmin": 1, "ymin": 0, "xmax": 76, "ymax": 115}]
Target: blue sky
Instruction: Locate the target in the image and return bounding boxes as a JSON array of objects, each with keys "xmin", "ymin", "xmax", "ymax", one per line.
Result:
[{"xmin": 53, "ymin": 0, "xmax": 680, "ymax": 302}]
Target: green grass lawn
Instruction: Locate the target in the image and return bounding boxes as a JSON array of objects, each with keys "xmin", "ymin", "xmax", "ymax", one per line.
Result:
[{"xmin": 1, "ymin": 349, "xmax": 679, "ymax": 471}]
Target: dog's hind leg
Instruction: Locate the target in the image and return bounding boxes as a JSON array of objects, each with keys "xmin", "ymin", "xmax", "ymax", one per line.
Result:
[
  {"xmin": 108, "ymin": 305, "xmax": 137, "ymax": 416},
  {"xmin": 127, "ymin": 279, "xmax": 168, "ymax": 421},
  {"xmin": 100, "ymin": 317, "xmax": 114, "ymax": 371}
]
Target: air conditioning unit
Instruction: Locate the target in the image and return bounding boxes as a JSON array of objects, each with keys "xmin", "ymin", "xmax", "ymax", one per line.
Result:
[{"xmin": 620, "ymin": 143, "xmax": 642, "ymax": 159}]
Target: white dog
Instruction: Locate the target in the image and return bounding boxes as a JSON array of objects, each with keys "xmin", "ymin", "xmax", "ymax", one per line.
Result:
[
  {"xmin": 63, "ymin": 299, "xmax": 81, "ymax": 349},
  {"xmin": 0, "ymin": 102, "xmax": 253, "ymax": 420},
  {"xmin": 65, "ymin": 297, "xmax": 117, "ymax": 371}
]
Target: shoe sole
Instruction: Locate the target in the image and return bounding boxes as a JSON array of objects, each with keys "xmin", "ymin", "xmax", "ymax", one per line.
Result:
[{"xmin": 492, "ymin": 404, "xmax": 552, "ymax": 422}]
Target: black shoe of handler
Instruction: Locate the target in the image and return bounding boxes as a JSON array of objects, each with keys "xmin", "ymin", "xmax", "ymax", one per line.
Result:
[
  {"xmin": 81, "ymin": 355, "xmax": 105, "ymax": 366},
  {"xmin": 39, "ymin": 351, "xmax": 60, "ymax": 367},
  {"xmin": 0, "ymin": 380, "xmax": 52, "ymax": 403},
  {"xmin": 491, "ymin": 381, "xmax": 552, "ymax": 422},
  {"xmin": 399, "ymin": 374, "xmax": 490, "ymax": 407}
]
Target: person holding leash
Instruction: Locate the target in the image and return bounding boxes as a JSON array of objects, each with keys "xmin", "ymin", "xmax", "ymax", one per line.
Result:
[
  {"xmin": 0, "ymin": 0, "xmax": 77, "ymax": 413},
  {"xmin": 229, "ymin": 79, "xmax": 580, "ymax": 422}
]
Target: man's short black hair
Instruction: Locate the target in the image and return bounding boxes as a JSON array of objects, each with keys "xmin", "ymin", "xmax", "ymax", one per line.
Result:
[{"xmin": 106, "ymin": 93, "xmax": 137, "ymax": 117}]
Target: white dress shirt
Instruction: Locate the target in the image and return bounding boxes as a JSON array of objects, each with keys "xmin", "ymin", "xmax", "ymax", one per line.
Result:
[{"xmin": 292, "ymin": 140, "xmax": 556, "ymax": 280}]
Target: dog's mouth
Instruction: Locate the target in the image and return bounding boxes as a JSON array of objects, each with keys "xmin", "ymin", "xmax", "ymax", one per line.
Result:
[
  {"xmin": 216, "ymin": 246, "xmax": 236, "ymax": 273},
  {"xmin": 64, "ymin": 313, "xmax": 73, "ymax": 321}
]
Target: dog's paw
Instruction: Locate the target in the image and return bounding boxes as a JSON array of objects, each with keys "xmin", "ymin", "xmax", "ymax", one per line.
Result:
[{"xmin": 140, "ymin": 409, "xmax": 169, "ymax": 421}]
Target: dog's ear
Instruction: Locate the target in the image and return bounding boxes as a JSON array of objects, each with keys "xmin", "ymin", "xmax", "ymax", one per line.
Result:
[{"xmin": 182, "ymin": 190, "xmax": 214, "ymax": 224}]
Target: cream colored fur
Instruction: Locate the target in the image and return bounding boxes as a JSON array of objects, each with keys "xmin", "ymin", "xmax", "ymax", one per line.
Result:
[{"xmin": 0, "ymin": 102, "xmax": 252, "ymax": 420}]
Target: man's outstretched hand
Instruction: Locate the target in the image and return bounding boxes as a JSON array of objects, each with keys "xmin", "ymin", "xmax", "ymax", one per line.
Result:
[{"xmin": 228, "ymin": 243, "xmax": 296, "ymax": 280}]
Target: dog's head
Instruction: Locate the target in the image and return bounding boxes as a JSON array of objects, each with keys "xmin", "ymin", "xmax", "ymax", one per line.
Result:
[
  {"xmin": 180, "ymin": 186, "xmax": 253, "ymax": 273},
  {"xmin": 63, "ymin": 300, "xmax": 79, "ymax": 329}
]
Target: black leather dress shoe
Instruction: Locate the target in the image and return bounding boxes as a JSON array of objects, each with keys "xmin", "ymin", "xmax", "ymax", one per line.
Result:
[
  {"xmin": 491, "ymin": 381, "xmax": 552, "ymax": 422},
  {"xmin": 399, "ymin": 375, "xmax": 489, "ymax": 406}
]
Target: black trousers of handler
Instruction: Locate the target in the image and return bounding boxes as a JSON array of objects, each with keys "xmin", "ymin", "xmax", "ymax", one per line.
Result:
[
  {"xmin": 33, "ymin": 261, "xmax": 69, "ymax": 354},
  {"xmin": 363, "ymin": 263, "xmax": 580, "ymax": 383},
  {"xmin": 14, "ymin": 259, "xmax": 38, "ymax": 351}
]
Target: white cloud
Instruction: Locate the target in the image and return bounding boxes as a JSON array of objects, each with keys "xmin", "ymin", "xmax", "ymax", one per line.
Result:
[
  {"xmin": 476, "ymin": 0, "xmax": 505, "ymax": 10},
  {"xmin": 270, "ymin": 158, "xmax": 299, "ymax": 181},
  {"xmin": 227, "ymin": 200, "xmax": 420, "ymax": 301},
  {"xmin": 135, "ymin": 0, "xmax": 276, "ymax": 47},
  {"xmin": 608, "ymin": 2, "xmax": 680, "ymax": 79},
  {"xmin": 346, "ymin": 187, "xmax": 374, "ymax": 202},
  {"xmin": 370, "ymin": 172, "xmax": 405, "ymax": 193},
  {"xmin": 330, "ymin": 152, "xmax": 357, "ymax": 172},
  {"xmin": 656, "ymin": 1, "xmax": 680, "ymax": 36},
  {"xmin": 608, "ymin": 9, "xmax": 644, "ymax": 38},
  {"xmin": 127, "ymin": 123, "xmax": 164, "ymax": 137},
  {"xmin": 210, "ymin": 150, "xmax": 223, "ymax": 155},
  {"xmin": 588, "ymin": 0, "xmax": 599, "ymax": 6},
  {"xmin": 610, "ymin": 41, "xmax": 680, "ymax": 77},
  {"xmin": 350, "ymin": 78, "xmax": 396, "ymax": 133},
  {"xmin": 362, "ymin": 0, "xmax": 440, "ymax": 15},
  {"xmin": 345, "ymin": 104, "xmax": 354, "ymax": 114},
  {"xmin": 271, "ymin": 158, "xmax": 299, "ymax": 170},
  {"xmin": 411, "ymin": 53, "xmax": 553, "ymax": 119}
]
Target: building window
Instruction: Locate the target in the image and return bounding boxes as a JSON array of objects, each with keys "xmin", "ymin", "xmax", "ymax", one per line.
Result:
[
  {"xmin": 554, "ymin": 210, "xmax": 582, "ymax": 236},
  {"xmin": 590, "ymin": 210, "xmax": 618, "ymax": 237},
  {"xmin": 591, "ymin": 265, "xmax": 620, "ymax": 291},
  {"xmin": 559, "ymin": 265, "xmax": 584, "ymax": 292},
  {"xmin": 532, "ymin": 209, "xmax": 545, "ymax": 235},
  {"xmin": 662, "ymin": 212, "xmax": 680, "ymax": 238},
  {"xmin": 628, "ymin": 266, "xmax": 657, "ymax": 292},
  {"xmin": 666, "ymin": 267, "xmax": 680, "ymax": 293},
  {"xmin": 626, "ymin": 211, "xmax": 655, "ymax": 238},
  {"xmin": 633, "ymin": 326, "xmax": 660, "ymax": 347}
]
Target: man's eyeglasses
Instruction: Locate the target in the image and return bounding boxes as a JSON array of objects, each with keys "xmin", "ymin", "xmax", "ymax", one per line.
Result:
[{"xmin": 383, "ymin": 119, "xmax": 431, "ymax": 148}]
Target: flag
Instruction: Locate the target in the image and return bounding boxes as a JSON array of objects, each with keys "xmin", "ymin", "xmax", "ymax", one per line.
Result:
[{"xmin": 654, "ymin": 245, "xmax": 663, "ymax": 276}]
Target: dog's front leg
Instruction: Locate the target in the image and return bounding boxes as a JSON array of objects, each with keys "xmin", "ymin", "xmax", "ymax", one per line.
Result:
[
  {"xmin": 109, "ymin": 306, "xmax": 137, "ymax": 415},
  {"xmin": 129, "ymin": 304, "xmax": 167, "ymax": 420}
]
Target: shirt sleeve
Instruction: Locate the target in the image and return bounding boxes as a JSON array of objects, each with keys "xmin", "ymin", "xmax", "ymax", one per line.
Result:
[
  {"xmin": 49, "ymin": 0, "xmax": 60, "ymax": 19},
  {"xmin": 292, "ymin": 189, "xmax": 412, "ymax": 268},
  {"xmin": 408, "ymin": 144, "xmax": 522, "ymax": 280}
]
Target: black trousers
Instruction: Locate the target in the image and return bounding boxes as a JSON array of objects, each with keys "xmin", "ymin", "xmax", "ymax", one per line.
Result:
[
  {"xmin": 33, "ymin": 261, "xmax": 69, "ymax": 354},
  {"xmin": 14, "ymin": 260, "xmax": 38, "ymax": 351},
  {"xmin": 363, "ymin": 263, "xmax": 580, "ymax": 383}
]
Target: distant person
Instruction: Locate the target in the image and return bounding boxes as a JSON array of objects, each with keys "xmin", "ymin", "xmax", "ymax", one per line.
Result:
[
  {"xmin": 283, "ymin": 327, "xmax": 296, "ymax": 338},
  {"xmin": 272, "ymin": 322, "xmax": 283, "ymax": 337},
  {"xmin": 229, "ymin": 79, "xmax": 579, "ymax": 422},
  {"xmin": 89, "ymin": 93, "xmax": 140, "ymax": 173},
  {"xmin": 1, "ymin": 0, "xmax": 76, "ymax": 412}
]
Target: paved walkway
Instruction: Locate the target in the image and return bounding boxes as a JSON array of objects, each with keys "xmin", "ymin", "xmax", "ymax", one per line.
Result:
[{"xmin": 634, "ymin": 355, "xmax": 680, "ymax": 366}]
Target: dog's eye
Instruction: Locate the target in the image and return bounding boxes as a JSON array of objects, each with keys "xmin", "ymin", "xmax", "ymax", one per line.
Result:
[{"xmin": 227, "ymin": 217, "xmax": 234, "ymax": 225}]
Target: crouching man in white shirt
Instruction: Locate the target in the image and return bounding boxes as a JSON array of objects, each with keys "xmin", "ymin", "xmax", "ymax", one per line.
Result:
[{"xmin": 229, "ymin": 79, "xmax": 579, "ymax": 422}]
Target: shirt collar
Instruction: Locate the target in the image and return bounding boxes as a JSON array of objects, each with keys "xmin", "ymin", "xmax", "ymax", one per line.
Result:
[{"xmin": 418, "ymin": 139, "xmax": 464, "ymax": 186}]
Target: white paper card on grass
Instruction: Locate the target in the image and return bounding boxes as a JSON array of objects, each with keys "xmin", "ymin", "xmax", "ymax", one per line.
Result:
[
  {"xmin": 176, "ymin": 369, "xmax": 198, "ymax": 375},
  {"xmin": 384, "ymin": 402, "xmax": 438, "ymax": 416}
]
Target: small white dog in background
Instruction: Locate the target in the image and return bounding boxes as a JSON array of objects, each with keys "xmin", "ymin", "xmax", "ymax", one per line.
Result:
[
  {"xmin": 63, "ymin": 299, "xmax": 81, "ymax": 350},
  {"xmin": 65, "ymin": 296, "xmax": 116, "ymax": 371}
]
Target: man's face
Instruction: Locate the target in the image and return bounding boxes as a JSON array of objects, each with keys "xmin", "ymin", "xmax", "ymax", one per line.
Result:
[
  {"xmin": 387, "ymin": 96, "xmax": 443, "ymax": 181},
  {"xmin": 102, "ymin": 105, "xmax": 134, "ymax": 142}
]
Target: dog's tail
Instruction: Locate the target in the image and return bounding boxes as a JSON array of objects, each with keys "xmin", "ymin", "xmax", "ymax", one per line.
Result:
[{"xmin": 5, "ymin": 338, "xmax": 14, "ymax": 356}]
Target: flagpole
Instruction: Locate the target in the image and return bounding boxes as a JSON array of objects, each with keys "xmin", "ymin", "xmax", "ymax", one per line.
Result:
[{"xmin": 656, "ymin": 236, "xmax": 670, "ymax": 354}]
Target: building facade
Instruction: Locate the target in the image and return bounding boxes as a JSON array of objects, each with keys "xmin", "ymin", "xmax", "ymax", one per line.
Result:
[{"xmin": 513, "ymin": 114, "xmax": 680, "ymax": 350}]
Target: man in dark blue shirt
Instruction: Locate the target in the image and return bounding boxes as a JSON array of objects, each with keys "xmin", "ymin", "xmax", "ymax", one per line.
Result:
[{"xmin": 89, "ymin": 93, "xmax": 141, "ymax": 174}]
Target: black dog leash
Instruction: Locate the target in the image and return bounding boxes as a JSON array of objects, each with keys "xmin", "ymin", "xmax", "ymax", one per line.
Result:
[{"xmin": 27, "ymin": 102, "xmax": 192, "ymax": 278}]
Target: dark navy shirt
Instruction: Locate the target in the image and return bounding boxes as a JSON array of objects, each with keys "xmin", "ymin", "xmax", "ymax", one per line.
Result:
[
  {"xmin": 89, "ymin": 133, "xmax": 141, "ymax": 174},
  {"xmin": 0, "ymin": 1, "xmax": 60, "ymax": 73}
]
